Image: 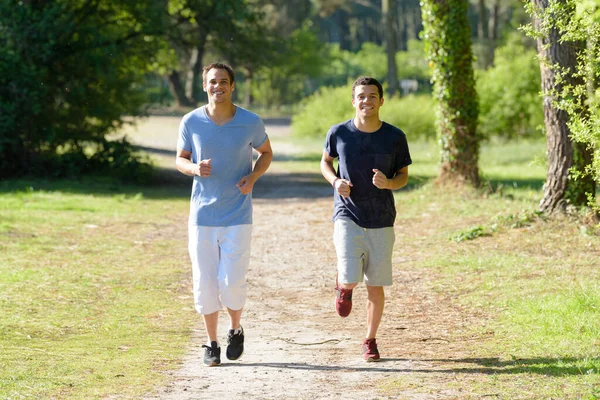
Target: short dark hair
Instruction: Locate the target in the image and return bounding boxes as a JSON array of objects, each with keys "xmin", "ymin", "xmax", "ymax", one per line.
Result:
[
  {"xmin": 352, "ymin": 76, "xmax": 383, "ymax": 99},
  {"xmin": 202, "ymin": 62, "xmax": 235, "ymax": 84}
]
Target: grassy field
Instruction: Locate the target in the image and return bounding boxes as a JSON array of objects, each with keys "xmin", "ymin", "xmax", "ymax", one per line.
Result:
[
  {"xmin": 0, "ymin": 180, "xmax": 196, "ymax": 399},
  {"xmin": 392, "ymin": 185, "xmax": 600, "ymax": 398},
  {"xmin": 1, "ymin": 136, "xmax": 599, "ymax": 399},
  {"xmin": 390, "ymin": 140, "xmax": 600, "ymax": 398}
]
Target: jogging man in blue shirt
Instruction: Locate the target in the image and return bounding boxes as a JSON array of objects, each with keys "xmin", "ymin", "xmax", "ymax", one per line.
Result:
[
  {"xmin": 320, "ymin": 76, "xmax": 412, "ymax": 361},
  {"xmin": 176, "ymin": 62, "xmax": 273, "ymax": 366}
]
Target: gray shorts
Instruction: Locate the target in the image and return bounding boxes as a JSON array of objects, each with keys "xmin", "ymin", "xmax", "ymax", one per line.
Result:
[{"xmin": 333, "ymin": 218, "xmax": 395, "ymax": 286}]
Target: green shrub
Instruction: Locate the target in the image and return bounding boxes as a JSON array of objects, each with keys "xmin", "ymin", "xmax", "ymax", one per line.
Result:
[
  {"xmin": 292, "ymin": 84, "xmax": 436, "ymax": 140},
  {"xmin": 291, "ymin": 84, "xmax": 355, "ymax": 138},
  {"xmin": 250, "ymin": 25, "xmax": 328, "ymax": 107},
  {"xmin": 381, "ymin": 95, "xmax": 437, "ymax": 139},
  {"xmin": 308, "ymin": 41, "xmax": 432, "ymax": 96},
  {"xmin": 477, "ymin": 39, "xmax": 544, "ymax": 139},
  {"xmin": 395, "ymin": 40, "xmax": 432, "ymax": 82},
  {"xmin": 314, "ymin": 44, "xmax": 366, "ymax": 88},
  {"xmin": 354, "ymin": 43, "xmax": 388, "ymax": 81}
]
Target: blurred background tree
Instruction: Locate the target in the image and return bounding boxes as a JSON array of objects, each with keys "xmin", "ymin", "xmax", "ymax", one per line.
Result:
[
  {"xmin": 1, "ymin": 0, "xmax": 597, "ymax": 214},
  {"xmin": 0, "ymin": 0, "xmax": 168, "ymax": 181}
]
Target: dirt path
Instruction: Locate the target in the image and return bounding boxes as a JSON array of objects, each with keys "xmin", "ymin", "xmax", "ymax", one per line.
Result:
[{"xmin": 126, "ymin": 116, "xmax": 478, "ymax": 400}]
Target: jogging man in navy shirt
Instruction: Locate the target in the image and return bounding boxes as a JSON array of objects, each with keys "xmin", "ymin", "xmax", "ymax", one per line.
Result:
[
  {"xmin": 320, "ymin": 76, "xmax": 412, "ymax": 361},
  {"xmin": 176, "ymin": 62, "xmax": 273, "ymax": 366}
]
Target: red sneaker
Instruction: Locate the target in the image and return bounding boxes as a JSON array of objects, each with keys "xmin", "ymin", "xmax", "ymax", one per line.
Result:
[
  {"xmin": 335, "ymin": 283, "xmax": 353, "ymax": 317},
  {"xmin": 362, "ymin": 338, "xmax": 381, "ymax": 362}
]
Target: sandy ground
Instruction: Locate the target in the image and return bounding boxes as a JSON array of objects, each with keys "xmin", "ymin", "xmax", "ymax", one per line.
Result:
[{"xmin": 123, "ymin": 116, "xmax": 479, "ymax": 400}]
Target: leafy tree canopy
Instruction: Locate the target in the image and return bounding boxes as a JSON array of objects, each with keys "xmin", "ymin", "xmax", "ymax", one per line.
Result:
[{"xmin": 0, "ymin": 0, "xmax": 167, "ymax": 180}]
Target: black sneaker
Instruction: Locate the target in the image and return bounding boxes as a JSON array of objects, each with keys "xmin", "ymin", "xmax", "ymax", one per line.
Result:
[
  {"xmin": 202, "ymin": 341, "xmax": 221, "ymax": 367},
  {"xmin": 226, "ymin": 326, "xmax": 244, "ymax": 360}
]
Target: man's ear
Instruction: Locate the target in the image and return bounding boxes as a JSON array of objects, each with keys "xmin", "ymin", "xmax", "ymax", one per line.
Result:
[{"xmin": 231, "ymin": 82, "xmax": 235, "ymax": 92}]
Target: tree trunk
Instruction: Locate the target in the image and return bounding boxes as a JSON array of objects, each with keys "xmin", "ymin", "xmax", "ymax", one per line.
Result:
[
  {"xmin": 398, "ymin": 1, "xmax": 407, "ymax": 51},
  {"xmin": 406, "ymin": 5, "xmax": 420, "ymax": 42},
  {"xmin": 476, "ymin": 0, "xmax": 494, "ymax": 69},
  {"xmin": 534, "ymin": 0, "xmax": 594, "ymax": 213},
  {"xmin": 244, "ymin": 66, "xmax": 254, "ymax": 108},
  {"xmin": 477, "ymin": 0, "xmax": 488, "ymax": 40},
  {"xmin": 185, "ymin": 43, "xmax": 205, "ymax": 104},
  {"xmin": 488, "ymin": 0, "xmax": 499, "ymax": 41},
  {"xmin": 167, "ymin": 70, "xmax": 194, "ymax": 108},
  {"xmin": 383, "ymin": 0, "xmax": 399, "ymax": 97},
  {"xmin": 336, "ymin": 9, "xmax": 351, "ymax": 51},
  {"xmin": 488, "ymin": 0, "xmax": 500, "ymax": 66},
  {"xmin": 421, "ymin": 0, "xmax": 480, "ymax": 187}
]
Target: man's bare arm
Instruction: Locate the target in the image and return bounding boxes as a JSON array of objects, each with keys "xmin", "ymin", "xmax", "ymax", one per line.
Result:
[
  {"xmin": 237, "ymin": 138, "xmax": 273, "ymax": 194},
  {"xmin": 321, "ymin": 150, "xmax": 352, "ymax": 198},
  {"xmin": 372, "ymin": 166, "xmax": 409, "ymax": 190},
  {"xmin": 176, "ymin": 148, "xmax": 212, "ymax": 177},
  {"xmin": 320, "ymin": 150, "xmax": 338, "ymax": 185}
]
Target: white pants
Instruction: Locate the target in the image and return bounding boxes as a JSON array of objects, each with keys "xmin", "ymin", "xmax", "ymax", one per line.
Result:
[{"xmin": 188, "ymin": 224, "xmax": 253, "ymax": 315}]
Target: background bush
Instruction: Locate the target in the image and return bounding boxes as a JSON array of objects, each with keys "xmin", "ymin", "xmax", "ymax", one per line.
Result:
[
  {"xmin": 291, "ymin": 83, "xmax": 436, "ymax": 140},
  {"xmin": 476, "ymin": 37, "xmax": 544, "ymax": 139},
  {"xmin": 291, "ymin": 84, "xmax": 355, "ymax": 138},
  {"xmin": 307, "ymin": 40, "xmax": 432, "ymax": 96},
  {"xmin": 381, "ymin": 95, "xmax": 437, "ymax": 139}
]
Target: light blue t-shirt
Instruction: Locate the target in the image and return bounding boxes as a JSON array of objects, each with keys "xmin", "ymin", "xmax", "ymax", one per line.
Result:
[{"xmin": 177, "ymin": 105, "xmax": 268, "ymax": 227}]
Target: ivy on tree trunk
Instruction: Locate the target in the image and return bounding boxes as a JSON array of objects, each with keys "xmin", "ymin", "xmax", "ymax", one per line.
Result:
[
  {"xmin": 530, "ymin": 0, "xmax": 596, "ymax": 213},
  {"xmin": 421, "ymin": 0, "xmax": 480, "ymax": 187}
]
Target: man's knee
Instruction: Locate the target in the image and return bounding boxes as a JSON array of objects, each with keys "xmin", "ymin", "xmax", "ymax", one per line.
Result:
[
  {"xmin": 366, "ymin": 285, "xmax": 385, "ymax": 300},
  {"xmin": 194, "ymin": 294, "xmax": 221, "ymax": 315},
  {"xmin": 220, "ymin": 278, "xmax": 247, "ymax": 310}
]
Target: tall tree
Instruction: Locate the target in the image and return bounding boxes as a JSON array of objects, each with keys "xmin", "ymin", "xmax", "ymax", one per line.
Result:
[
  {"xmin": 421, "ymin": 0, "xmax": 480, "ymax": 186},
  {"xmin": 314, "ymin": 0, "xmax": 404, "ymax": 94},
  {"xmin": 313, "ymin": 0, "xmax": 382, "ymax": 51},
  {"xmin": 383, "ymin": 0, "xmax": 399, "ymax": 97},
  {"xmin": 477, "ymin": 0, "xmax": 488, "ymax": 40},
  {"xmin": 164, "ymin": 0, "xmax": 273, "ymax": 107},
  {"xmin": 236, "ymin": 0, "xmax": 313, "ymax": 106},
  {"xmin": 487, "ymin": 0, "xmax": 500, "ymax": 65},
  {"xmin": 0, "ymin": 0, "xmax": 167, "ymax": 179},
  {"xmin": 527, "ymin": 0, "xmax": 596, "ymax": 213}
]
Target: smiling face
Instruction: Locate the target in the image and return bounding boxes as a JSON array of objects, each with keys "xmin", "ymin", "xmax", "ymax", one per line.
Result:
[
  {"xmin": 352, "ymin": 84, "xmax": 383, "ymax": 118},
  {"xmin": 203, "ymin": 68, "xmax": 235, "ymax": 104}
]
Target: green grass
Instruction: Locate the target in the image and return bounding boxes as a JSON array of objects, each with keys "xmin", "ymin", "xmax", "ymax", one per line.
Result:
[
  {"xmin": 379, "ymin": 139, "xmax": 600, "ymax": 398},
  {"xmin": 2, "ymin": 136, "xmax": 600, "ymax": 399},
  {"xmin": 0, "ymin": 180, "xmax": 196, "ymax": 399}
]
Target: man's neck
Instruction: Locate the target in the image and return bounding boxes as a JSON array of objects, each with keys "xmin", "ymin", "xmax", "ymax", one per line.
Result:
[
  {"xmin": 353, "ymin": 115, "xmax": 382, "ymax": 133},
  {"xmin": 206, "ymin": 102, "xmax": 236, "ymax": 126}
]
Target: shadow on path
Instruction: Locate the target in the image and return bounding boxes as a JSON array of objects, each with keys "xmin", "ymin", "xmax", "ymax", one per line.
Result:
[
  {"xmin": 0, "ymin": 170, "xmax": 437, "ymax": 200},
  {"xmin": 219, "ymin": 356, "xmax": 598, "ymax": 377}
]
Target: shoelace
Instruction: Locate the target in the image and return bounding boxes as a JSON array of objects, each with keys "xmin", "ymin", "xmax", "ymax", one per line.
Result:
[
  {"xmin": 202, "ymin": 344, "xmax": 217, "ymax": 355},
  {"xmin": 364, "ymin": 340, "xmax": 378, "ymax": 353},
  {"xmin": 337, "ymin": 288, "xmax": 352, "ymax": 301},
  {"xmin": 228, "ymin": 328, "xmax": 243, "ymax": 340}
]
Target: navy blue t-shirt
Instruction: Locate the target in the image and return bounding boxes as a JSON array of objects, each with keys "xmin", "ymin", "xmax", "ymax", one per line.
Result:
[{"xmin": 324, "ymin": 119, "xmax": 412, "ymax": 228}]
